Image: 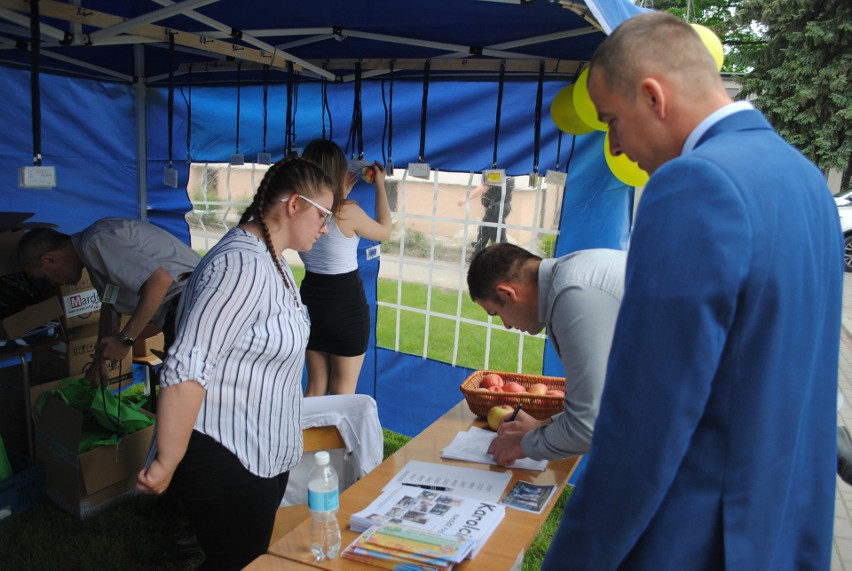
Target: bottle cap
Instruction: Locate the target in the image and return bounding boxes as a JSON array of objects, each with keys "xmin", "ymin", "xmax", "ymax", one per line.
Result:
[{"xmin": 314, "ymin": 451, "xmax": 330, "ymax": 466}]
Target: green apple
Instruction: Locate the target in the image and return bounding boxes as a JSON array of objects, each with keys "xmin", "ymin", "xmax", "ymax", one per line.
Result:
[{"xmin": 487, "ymin": 404, "xmax": 515, "ymax": 431}]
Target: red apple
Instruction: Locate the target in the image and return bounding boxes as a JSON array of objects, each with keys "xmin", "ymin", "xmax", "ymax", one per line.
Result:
[
  {"xmin": 480, "ymin": 373, "xmax": 504, "ymax": 390},
  {"xmin": 528, "ymin": 383, "xmax": 548, "ymax": 396},
  {"xmin": 487, "ymin": 404, "xmax": 515, "ymax": 431},
  {"xmin": 360, "ymin": 165, "xmax": 376, "ymax": 183},
  {"xmin": 488, "ymin": 385, "xmax": 504, "ymax": 392},
  {"xmin": 503, "ymin": 382, "xmax": 525, "ymax": 393},
  {"xmin": 546, "ymin": 389, "xmax": 565, "ymax": 398}
]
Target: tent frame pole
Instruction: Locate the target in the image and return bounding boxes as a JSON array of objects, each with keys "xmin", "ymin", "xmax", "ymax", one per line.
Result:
[{"xmin": 134, "ymin": 44, "xmax": 148, "ymax": 222}]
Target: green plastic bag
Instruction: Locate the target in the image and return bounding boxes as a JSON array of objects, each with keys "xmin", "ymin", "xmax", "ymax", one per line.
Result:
[
  {"xmin": 89, "ymin": 383, "xmax": 153, "ymax": 435},
  {"xmin": 0, "ymin": 432, "xmax": 12, "ymax": 483},
  {"xmin": 36, "ymin": 377, "xmax": 154, "ymax": 453}
]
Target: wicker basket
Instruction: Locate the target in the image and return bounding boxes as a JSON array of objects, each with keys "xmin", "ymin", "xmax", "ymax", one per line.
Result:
[{"xmin": 460, "ymin": 370, "xmax": 565, "ymax": 420}]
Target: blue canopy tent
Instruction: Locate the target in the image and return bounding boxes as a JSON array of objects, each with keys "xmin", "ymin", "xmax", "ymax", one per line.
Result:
[{"xmin": 0, "ymin": 0, "xmax": 643, "ymax": 436}]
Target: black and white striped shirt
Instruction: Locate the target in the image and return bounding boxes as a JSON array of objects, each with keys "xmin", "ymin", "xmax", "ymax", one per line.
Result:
[{"xmin": 162, "ymin": 227, "xmax": 308, "ymax": 477}]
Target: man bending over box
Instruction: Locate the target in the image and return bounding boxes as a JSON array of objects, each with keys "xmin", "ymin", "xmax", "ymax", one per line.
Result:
[{"xmin": 18, "ymin": 218, "xmax": 200, "ymax": 384}]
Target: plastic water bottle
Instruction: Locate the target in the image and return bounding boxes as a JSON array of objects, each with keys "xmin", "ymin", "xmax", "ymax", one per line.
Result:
[{"xmin": 308, "ymin": 451, "xmax": 341, "ymax": 560}]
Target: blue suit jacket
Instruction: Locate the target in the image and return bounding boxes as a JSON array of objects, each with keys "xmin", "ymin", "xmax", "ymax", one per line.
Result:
[{"xmin": 543, "ymin": 109, "xmax": 843, "ymax": 570}]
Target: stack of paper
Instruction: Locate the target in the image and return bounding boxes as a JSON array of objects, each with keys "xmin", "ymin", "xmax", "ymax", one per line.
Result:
[
  {"xmin": 349, "ymin": 485, "xmax": 505, "ymax": 559},
  {"xmin": 441, "ymin": 427, "xmax": 549, "ymax": 471},
  {"xmin": 342, "ymin": 522, "xmax": 474, "ymax": 570}
]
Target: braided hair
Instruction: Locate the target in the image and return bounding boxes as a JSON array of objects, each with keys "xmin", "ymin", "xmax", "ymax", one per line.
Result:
[{"xmin": 239, "ymin": 157, "xmax": 333, "ymax": 284}]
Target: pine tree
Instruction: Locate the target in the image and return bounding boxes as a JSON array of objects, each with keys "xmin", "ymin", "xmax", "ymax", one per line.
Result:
[{"xmin": 736, "ymin": 0, "xmax": 852, "ymax": 187}]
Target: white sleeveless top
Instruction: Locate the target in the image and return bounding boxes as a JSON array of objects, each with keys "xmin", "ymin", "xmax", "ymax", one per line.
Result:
[{"xmin": 299, "ymin": 219, "xmax": 359, "ymax": 274}]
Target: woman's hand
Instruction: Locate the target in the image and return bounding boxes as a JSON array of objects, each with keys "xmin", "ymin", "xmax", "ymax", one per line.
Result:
[
  {"xmin": 136, "ymin": 457, "xmax": 177, "ymax": 495},
  {"xmin": 372, "ymin": 161, "xmax": 387, "ymax": 187}
]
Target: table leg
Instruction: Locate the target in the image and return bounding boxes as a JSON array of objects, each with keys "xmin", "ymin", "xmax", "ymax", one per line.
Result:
[{"xmin": 19, "ymin": 355, "xmax": 33, "ymax": 457}]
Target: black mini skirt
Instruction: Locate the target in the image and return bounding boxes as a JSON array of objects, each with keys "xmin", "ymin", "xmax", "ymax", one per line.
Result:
[{"xmin": 299, "ymin": 269, "xmax": 370, "ymax": 356}]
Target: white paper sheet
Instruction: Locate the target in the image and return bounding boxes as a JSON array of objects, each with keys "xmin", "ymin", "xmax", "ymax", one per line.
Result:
[
  {"xmin": 440, "ymin": 427, "xmax": 549, "ymax": 472},
  {"xmin": 384, "ymin": 460, "xmax": 512, "ymax": 502}
]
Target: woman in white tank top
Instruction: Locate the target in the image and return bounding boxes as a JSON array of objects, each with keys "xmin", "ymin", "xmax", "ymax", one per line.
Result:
[{"xmin": 299, "ymin": 140, "xmax": 392, "ymax": 395}]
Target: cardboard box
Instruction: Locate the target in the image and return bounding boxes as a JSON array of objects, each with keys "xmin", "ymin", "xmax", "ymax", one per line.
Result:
[
  {"xmin": 0, "ymin": 212, "xmax": 63, "ymax": 339},
  {"xmin": 132, "ymin": 332, "xmax": 164, "ymax": 358},
  {"xmin": 0, "ymin": 296, "xmax": 63, "ymax": 340},
  {"xmin": 58, "ymin": 268, "xmax": 101, "ymax": 330},
  {"xmin": 29, "ymin": 379, "xmax": 155, "ymax": 519},
  {"xmin": 30, "ymin": 324, "xmax": 133, "ymax": 385}
]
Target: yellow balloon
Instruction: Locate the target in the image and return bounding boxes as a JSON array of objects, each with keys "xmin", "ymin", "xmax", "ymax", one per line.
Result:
[
  {"xmin": 691, "ymin": 23, "xmax": 724, "ymax": 71},
  {"xmin": 604, "ymin": 130, "xmax": 649, "ymax": 187},
  {"xmin": 572, "ymin": 69, "xmax": 607, "ymax": 132},
  {"xmin": 550, "ymin": 85, "xmax": 594, "ymax": 135}
]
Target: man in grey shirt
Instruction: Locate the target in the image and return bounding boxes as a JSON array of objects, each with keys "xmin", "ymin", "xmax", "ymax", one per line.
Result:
[
  {"xmin": 18, "ymin": 218, "xmax": 200, "ymax": 376},
  {"xmin": 467, "ymin": 243, "xmax": 625, "ymax": 466}
]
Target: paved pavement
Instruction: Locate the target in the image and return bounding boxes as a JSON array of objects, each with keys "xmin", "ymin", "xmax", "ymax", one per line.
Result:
[{"xmin": 834, "ymin": 273, "xmax": 852, "ymax": 569}]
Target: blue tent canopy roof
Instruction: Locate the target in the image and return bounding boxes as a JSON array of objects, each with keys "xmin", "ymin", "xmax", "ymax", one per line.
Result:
[{"xmin": 0, "ymin": 0, "xmax": 643, "ymax": 84}]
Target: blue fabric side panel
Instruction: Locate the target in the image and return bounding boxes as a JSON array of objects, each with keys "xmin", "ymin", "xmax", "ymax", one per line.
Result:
[
  {"xmin": 375, "ymin": 347, "xmax": 474, "ymax": 438},
  {"xmin": 0, "ymin": 68, "xmax": 139, "ymax": 232},
  {"xmin": 144, "ymin": 87, "xmax": 194, "ymax": 243},
  {"xmin": 182, "ymin": 81, "xmax": 609, "ymax": 177},
  {"xmin": 352, "ymin": 178, "xmax": 381, "ymax": 397},
  {"xmin": 556, "ymin": 130, "xmax": 632, "ymax": 255},
  {"xmin": 541, "ymin": 130, "xmax": 632, "ymax": 377},
  {"xmin": 188, "ymin": 83, "xmax": 326, "ymax": 162}
]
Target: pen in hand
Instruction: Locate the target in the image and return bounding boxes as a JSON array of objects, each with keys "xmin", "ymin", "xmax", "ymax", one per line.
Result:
[{"xmin": 508, "ymin": 403, "xmax": 523, "ymax": 422}]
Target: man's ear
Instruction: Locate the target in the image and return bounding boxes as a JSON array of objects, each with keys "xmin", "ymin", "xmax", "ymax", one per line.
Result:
[
  {"xmin": 39, "ymin": 253, "xmax": 54, "ymax": 266},
  {"xmin": 640, "ymin": 78, "xmax": 666, "ymax": 119},
  {"xmin": 495, "ymin": 283, "xmax": 519, "ymax": 302}
]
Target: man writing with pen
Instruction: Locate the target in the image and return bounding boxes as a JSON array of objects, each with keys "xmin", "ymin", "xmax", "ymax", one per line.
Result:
[{"xmin": 467, "ymin": 244, "xmax": 625, "ymax": 466}]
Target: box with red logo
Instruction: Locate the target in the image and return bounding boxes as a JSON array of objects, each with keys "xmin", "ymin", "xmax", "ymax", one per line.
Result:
[{"xmin": 58, "ymin": 268, "xmax": 101, "ymax": 330}]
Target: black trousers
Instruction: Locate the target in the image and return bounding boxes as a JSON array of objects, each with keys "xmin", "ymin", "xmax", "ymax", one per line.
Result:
[
  {"xmin": 473, "ymin": 205, "xmax": 512, "ymax": 253},
  {"xmin": 171, "ymin": 431, "xmax": 290, "ymax": 570}
]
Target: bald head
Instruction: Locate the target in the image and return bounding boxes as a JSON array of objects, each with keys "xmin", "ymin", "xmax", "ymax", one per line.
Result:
[
  {"xmin": 591, "ymin": 12, "xmax": 726, "ymax": 103},
  {"xmin": 586, "ymin": 12, "xmax": 732, "ymax": 173}
]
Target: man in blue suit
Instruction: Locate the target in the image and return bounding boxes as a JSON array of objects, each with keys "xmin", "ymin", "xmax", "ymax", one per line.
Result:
[{"xmin": 543, "ymin": 12, "xmax": 843, "ymax": 570}]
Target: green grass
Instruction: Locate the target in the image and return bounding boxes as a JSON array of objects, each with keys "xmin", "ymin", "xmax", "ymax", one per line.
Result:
[
  {"xmin": 0, "ymin": 493, "xmax": 202, "ymax": 571},
  {"xmin": 375, "ymin": 276, "xmax": 545, "ymax": 372},
  {"xmin": 293, "ymin": 261, "xmax": 546, "ymax": 372}
]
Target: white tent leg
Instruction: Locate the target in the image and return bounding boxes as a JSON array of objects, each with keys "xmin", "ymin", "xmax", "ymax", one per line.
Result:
[{"xmin": 133, "ymin": 44, "xmax": 148, "ymax": 222}]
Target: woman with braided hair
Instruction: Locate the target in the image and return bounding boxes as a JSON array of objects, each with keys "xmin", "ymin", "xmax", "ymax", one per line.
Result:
[{"xmin": 137, "ymin": 157, "xmax": 335, "ymax": 569}]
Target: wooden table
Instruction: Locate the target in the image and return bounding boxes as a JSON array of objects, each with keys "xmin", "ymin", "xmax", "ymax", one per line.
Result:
[{"xmin": 252, "ymin": 400, "xmax": 579, "ymax": 570}]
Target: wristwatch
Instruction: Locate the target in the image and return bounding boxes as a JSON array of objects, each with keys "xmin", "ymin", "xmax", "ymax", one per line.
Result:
[{"xmin": 116, "ymin": 331, "xmax": 136, "ymax": 347}]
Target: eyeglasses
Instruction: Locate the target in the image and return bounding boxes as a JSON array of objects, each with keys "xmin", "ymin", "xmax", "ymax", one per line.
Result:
[{"xmin": 281, "ymin": 195, "xmax": 333, "ymax": 227}]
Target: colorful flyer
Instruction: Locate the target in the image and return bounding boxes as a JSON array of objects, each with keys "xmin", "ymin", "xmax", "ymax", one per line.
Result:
[{"xmin": 500, "ymin": 481, "xmax": 561, "ymax": 513}]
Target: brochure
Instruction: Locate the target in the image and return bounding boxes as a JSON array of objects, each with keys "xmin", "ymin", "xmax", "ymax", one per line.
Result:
[
  {"xmin": 341, "ymin": 521, "xmax": 474, "ymax": 570},
  {"xmin": 350, "ymin": 485, "xmax": 506, "ymax": 558},
  {"xmin": 500, "ymin": 480, "xmax": 559, "ymax": 513}
]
